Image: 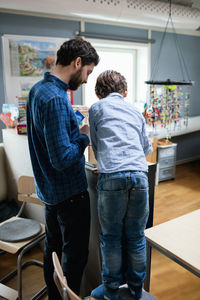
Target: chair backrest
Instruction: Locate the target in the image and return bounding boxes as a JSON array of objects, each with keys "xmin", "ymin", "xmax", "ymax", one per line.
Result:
[
  {"xmin": 18, "ymin": 176, "xmax": 44, "ymax": 206},
  {"xmin": 52, "ymin": 252, "xmax": 82, "ymax": 300},
  {"xmin": 53, "ymin": 271, "xmax": 68, "ymax": 300},
  {"xmin": 0, "ymin": 144, "xmax": 7, "ymax": 202}
]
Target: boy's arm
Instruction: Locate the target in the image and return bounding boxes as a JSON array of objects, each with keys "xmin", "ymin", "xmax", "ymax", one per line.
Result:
[
  {"xmin": 88, "ymin": 107, "xmax": 98, "ymax": 159},
  {"xmin": 141, "ymin": 116, "xmax": 153, "ymax": 156}
]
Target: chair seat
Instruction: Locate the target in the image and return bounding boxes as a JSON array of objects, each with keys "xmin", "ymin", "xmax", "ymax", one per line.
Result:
[
  {"xmin": 0, "ymin": 176, "xmax": 47, "ymax": 300},
  {"xmin": 0, "ymin": 283, "xmax": 18, "ymax": 300},
  {"xmin": 0, "ymin": 217, "xmax": 45, "ymax": 254},
  {"xmin": 0, "ymin": 218, "xmax": 42, "ymax": 242}
]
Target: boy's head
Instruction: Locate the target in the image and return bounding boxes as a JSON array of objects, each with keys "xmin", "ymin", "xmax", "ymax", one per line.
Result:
[
  {"xmin": 56, "ymin": 37, "xmax": 99, "ymax": 67},
  {"xmin": 95, "ymin": 70, "xmax": 127, "ymax": 99}
]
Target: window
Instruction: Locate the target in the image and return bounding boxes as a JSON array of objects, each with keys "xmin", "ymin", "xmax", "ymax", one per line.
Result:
[{"xmin": 83, "ymin": 39, "xmax": 149, "ymax": 112}]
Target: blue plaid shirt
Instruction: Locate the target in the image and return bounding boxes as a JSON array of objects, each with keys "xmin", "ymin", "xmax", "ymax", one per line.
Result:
[{"xmin": 27, "ymin": 72, "xmax": 89, "ymax": 205}]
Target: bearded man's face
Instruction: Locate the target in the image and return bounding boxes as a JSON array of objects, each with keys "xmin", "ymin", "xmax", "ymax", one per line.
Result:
[{"xmin": 69, "ymin": 69, "xmax": 82, "ymax": 90}]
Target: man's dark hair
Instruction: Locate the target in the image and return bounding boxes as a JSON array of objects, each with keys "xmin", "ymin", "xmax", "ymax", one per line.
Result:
[
  {"xmin": 95, "ymin": 70, "xmax": 127, "ymax": 98},
  {"xmin": 56, "ymin": 37, "xmax": 99, "ymax": 66}
]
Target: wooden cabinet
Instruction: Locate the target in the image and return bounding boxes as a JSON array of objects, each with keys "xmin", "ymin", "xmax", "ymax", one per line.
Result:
[{"xmin": 146, "ymin": 137, "xmax": 158, "ymax": 164}]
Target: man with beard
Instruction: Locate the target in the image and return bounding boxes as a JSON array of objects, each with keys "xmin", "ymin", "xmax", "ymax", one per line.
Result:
[{"xmin": 26, "ymin": 37, "xmax": 99, "ymax": 300}]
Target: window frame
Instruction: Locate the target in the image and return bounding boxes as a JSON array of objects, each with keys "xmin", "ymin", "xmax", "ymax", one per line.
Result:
[{"xmin": 82, "ymin": 38, "xmax": 149, "ymax": 109}]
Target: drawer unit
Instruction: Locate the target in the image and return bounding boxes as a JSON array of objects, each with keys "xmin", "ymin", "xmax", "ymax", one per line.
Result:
[
  {"xmin": 159, "ymin": 166, "xmax": 175, "ymax": 181},
  {"xmin": 157, "ymin": 143, "xmax": 177, "ymax": 182},
  {"xmin": 157, "ymin": 144, "xmax": 177, "ymax": 160},
  {"xmin": 159, "ymin": 157, "xmax": 176, "ymax": 168}
]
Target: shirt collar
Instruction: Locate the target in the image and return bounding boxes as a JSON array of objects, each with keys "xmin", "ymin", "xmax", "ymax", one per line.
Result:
[
  {"xmin": 44, "ymin": 72, "xmax": 69, "ymax": 91},
  {"xmin": 105, "ymin": 92, "xmax": 124, "ymax": 100}
]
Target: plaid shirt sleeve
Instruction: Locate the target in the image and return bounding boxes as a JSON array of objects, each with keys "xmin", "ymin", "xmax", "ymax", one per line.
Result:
[{"xmin": 42, "ymin": 96, "xmax": 89, "ymax": 171}]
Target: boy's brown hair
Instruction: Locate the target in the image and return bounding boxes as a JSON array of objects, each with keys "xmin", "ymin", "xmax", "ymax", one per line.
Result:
[{"xmin": 95, "ymin": 70, "xmax": 127, "ymax": 99}]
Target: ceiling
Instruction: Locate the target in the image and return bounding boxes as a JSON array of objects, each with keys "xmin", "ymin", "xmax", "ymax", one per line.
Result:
[
  {"xmin": 156, "ymin": 0, "xmax": 200, "ymax": 8},
  {"xmin": 0, "ymin": 0, "xmax": 200, "ymax": 31}
]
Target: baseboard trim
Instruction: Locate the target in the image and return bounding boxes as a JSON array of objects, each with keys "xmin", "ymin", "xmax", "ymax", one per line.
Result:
[{"xmin": 176, "ymin": 155, "xmax": 200, "ymax": 165}]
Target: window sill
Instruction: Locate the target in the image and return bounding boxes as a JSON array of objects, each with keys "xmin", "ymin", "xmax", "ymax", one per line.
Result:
[{"xmin": 146, "ymin": 116, "xmax": 200, "ymax": 139}]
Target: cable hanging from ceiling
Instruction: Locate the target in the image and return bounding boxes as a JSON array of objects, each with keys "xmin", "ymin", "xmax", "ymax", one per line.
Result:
[{"xmin": 144, "ymin": 0, "xmax": 194, "ymax": 140}]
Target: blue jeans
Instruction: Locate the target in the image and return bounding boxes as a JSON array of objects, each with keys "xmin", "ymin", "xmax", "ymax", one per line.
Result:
[
  {"xmin": 97, "ymin": 171, "xmax": 149, "ymax": 291},
  {"xmin": 44, "ymin": 190, "xmax": 90, "ymax": 300}
]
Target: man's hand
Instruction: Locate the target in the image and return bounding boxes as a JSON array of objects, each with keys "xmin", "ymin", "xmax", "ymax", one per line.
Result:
[{"xmin": 80, "ymin": 124, "xmax": 90, "ymax": 140}]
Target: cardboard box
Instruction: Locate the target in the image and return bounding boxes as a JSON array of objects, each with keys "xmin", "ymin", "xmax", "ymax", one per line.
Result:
[
  {"xmin": 146, "ymin": 137, "xmax": 157, "ymax": 163},
  {"xmin": 88, "ymin": 145, "xmax": 97, "ymax": 165}
]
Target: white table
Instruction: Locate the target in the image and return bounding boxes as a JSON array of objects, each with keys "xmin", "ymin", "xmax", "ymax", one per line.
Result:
[{"xmin": 144, "ymin": 209, "xmax": 200, "ymax": 291}]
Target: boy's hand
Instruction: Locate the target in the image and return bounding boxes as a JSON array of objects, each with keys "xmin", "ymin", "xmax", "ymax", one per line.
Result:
[{"xmin": 93, "ymin": 168, "xmax": 99, "ymax": 174}]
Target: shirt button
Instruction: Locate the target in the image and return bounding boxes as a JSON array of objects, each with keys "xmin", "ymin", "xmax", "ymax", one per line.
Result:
[{"xmin": 70, "ymin": 199, "xmax": 73, "ymax": 203}]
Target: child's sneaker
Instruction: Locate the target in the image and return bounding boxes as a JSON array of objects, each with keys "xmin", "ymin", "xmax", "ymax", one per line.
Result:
[{"xmin": 91, "ymin": 284, "xmax": 118, "ymax": 300}]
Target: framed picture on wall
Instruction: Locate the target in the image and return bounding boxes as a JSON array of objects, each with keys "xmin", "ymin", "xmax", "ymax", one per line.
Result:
[{"xmin": 2, "ymin": 34, "xmax": 66, "ymax": 105}]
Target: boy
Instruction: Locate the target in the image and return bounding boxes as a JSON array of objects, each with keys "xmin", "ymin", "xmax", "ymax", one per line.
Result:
[{"xmin": 89, "ymin": 70, "xmax": 152, "ymax": 300}]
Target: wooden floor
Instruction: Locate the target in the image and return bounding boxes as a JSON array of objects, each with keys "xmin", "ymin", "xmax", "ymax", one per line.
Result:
[{"xmin": 0, "ymin": 161, "xmax": 200, "ymax": 300}]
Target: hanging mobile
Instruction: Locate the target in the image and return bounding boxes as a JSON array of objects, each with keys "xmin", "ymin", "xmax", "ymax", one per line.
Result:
[{"xmin": 144, "ymin": 0, "xmax": 194, "ymax": 140}]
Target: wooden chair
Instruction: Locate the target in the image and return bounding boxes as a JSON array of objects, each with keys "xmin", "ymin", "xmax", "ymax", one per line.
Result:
[
  {"xmin": 52, "ymin": 251, "xmax": 80, "ymax": 300},
  {"xmin": 0, "ymin": 176, "xmax": 46, "ymax": 300},
  {"xmin": 52, "ymin": 252, "xmax": 157, "ymax": 300},
  {"xmin": 0, "ymin": 283, "xmax": 18, "ymax": 300},
  {"xmin": 52, "ymin": 251, "xmax": 97, "ymax": 300}
]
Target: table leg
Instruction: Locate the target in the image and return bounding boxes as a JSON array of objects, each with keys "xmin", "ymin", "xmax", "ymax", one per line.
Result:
[{"xmin": 144, "ymin": 241, "xmax": 151, "ymax": 292}]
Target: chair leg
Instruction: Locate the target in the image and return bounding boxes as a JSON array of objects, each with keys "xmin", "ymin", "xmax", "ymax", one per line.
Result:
[
  {"xmin": 0, "ymin": 261, "xmax": 42, "ymax": 284},
  {"xmin": 16, "ymin": 235, "xmax": 45, "ymax": 299},
  {"xmin": 0, "ymin": 268, "xmax": 18, "ymax": 283},
  {"xmin": 63, "ymin": 287, "xmax": 69, "ymax": 300},
  {"xmin": 30, "ymin": 285, "xmax": 47, "ymax": 300},
  {"xmin": 0, "ymin": 235, "xmax": 46, "ymax": 299}
]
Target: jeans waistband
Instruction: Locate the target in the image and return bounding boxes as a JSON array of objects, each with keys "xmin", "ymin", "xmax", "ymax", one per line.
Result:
[
  {"xmin": 45, "ymin": 190, "xmax": 88, "ymax": 208},
  {"xmin": 99, "ymin": 170, "xmax": 148, "ymax": 179}
]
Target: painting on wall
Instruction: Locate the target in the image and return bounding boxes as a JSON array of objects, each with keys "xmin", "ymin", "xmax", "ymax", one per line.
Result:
[
  {"xmin": 2, "ymin": 34, "xmax": 65, "ymax": 105},
  {"xmin": 9, "ymin": 40, "xmax": 57, "ymax": 77}
]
